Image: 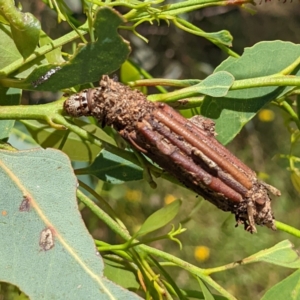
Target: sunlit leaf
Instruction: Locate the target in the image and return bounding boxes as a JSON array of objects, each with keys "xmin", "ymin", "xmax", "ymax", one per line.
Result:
[
  {"xmin": 0, "ymin": 23, "xmax": 22, "ymax": 69},
  {"xmin": 198, "ymin": 278, "xmax": 215, "ymax": 300},
  {"xmin": 261, "ymin": 269, "xmax": 300, "ymax": 300},
  {"xmin": 241, "ymin": 240, "xmax": 300, "ymax": 268},
  {"xmin": 120, "ymin": 60, "xmax": 147, "ymax": 93},
  {"xmin": 194, "ymin": 71, "xmax": 234, "ymax": 97},
  {"xmin": 22, "ymin": 119, "xmax": 104, "ymax": 162},
  {"xmin": 201, "ymin": 41, "xmax": 300, "ymax": 144},
  {"xmin": 0, "ymin": 1, "xmax": 41, "ymax": 58},
  {"xmin": 24, "ymin": 7, "xmax": 130, "ymax": 91},
  {"xmin": 0, "ymin": 148, "xmax": 141, "ymax": 299}
]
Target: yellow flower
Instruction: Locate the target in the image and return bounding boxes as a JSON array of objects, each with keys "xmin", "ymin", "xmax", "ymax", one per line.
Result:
[
  {"xmin": 164, "ymin": 194, "xmax": 176, "ymax": 205},
  {"xmin": 125, "ymin": 189, "xmax": 142, "ymax": 202},
  {"xmin": 258, "ymin": 109, "xmax": 275, "ymax": 122},
  {"xmin": 194, "ymin": 246, "xmax": 210, "ymax": 262}
]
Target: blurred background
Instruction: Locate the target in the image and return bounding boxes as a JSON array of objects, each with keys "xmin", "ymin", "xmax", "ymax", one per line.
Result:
[{"xmin": 2, "ymin": 0, "xmax": 300, "ymax": 299}]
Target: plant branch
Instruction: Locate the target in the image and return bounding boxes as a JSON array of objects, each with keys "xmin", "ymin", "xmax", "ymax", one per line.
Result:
[
  {"xmin": 0, "ymin": 25, "xmax": 88, "ymax": 77},
  {"xmin": 0, "ymin": 99, "xmax": 66, "ymax": 129},
  {"xmin": 77, "ymin": 189, "xmax": 131, "ymax": 238},
  {"xmin": 77, "ymin": 188, "xmax": 237, "ymax": 300},
  {"xmin": 279, "ymin": 56, "xmax": 300, "ymax": 76},
  {"xmin": 132, "ymin": 74, "xmax": 300, "ymax": 108},
  {"xmin": 0, "ymin": 101, "xmax": 184, "ymax": 188},
  {"xmin": 231, "ymin": 75, "xmax": 300, "ymax": 90},
  {"xmin": 275, "ymin": 221, "xmax": 300, "ymax": 238},
  {"xmin": 134, "ymin": 74, "xmax": 300, "ymax": 92},
  {"xmin": 272, "ymin": 100, "xmax": 300, "ymax": 130},
  {"xmin": 77, "ymin": 179, "xmax": 128, "ymax": 230}
]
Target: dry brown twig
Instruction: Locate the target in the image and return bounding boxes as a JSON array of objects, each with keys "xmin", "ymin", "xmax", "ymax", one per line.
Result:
[{"xmin": 64, "ymin": 75, "xmax": 281, "ymax": 233}]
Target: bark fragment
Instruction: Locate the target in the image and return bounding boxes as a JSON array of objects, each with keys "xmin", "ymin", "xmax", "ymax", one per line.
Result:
[{"xmin": 64, "ymin": 75, "xmax": 281, "ymax": 233}]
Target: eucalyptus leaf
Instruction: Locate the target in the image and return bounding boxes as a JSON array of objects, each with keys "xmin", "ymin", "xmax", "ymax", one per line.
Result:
[
  {"xmin": 22, "ymin": 120, "xmax": 102, "ymax": 163},
  {"xmin": 9, "ymin": 13, "xmax": 41, "ymax": 59},
  {"xmin": 261, "ymin": 269, "xmax": 300, "ymax": 300},
  {"xmin": 0, "ymin": 87, "xmax": 21, "ymax": 140},
  {"xmin": 201, "ymin": 41, "xmax": 300, "ymax": 144},
  {"xmin": 240, "ymin": 240, "xmax": 300, "ymax": 268},
  {"xmin": 0, "ymin": 148, "xmax": 141, "ymax": 299},
  {"xmin": 0, "ymin": 21, "xmax": 22, "ymax": 140},
  {"xmin": 0, "ymin": 23, "xmax": 22, "ymax": 69},
  {"xmin": 24, "ymin": 7, "xmax": 130, "ymax": 91},
  {"xmin": 0, "ymin": 1, "xmax": 40, "ymax": 59},
  {"xmin": 204, "ymin": 30, "xmax": 232, "ymax": 48},
  {"xmin": 194, "ymin": 71, "xmax": 234, "ymax": 97}
]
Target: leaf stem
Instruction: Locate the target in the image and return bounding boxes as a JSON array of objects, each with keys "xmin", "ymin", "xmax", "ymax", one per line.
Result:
[
  {"xmin": 150, "ymin": 256, "xmax": 187, "ymax": 300},
  {"xmin": 130, "ymin": 78, "xmax": 201, "ymax": 88},
  {"xmin": 0, "ymin": 25, "xmax": 88, "ymax": 77},
  {"xmin": 134, "ymin": 75, "xmax": 300, "ymax": 91},
  {"xmin": 96, "ymin": 241, "xmax": 134, "ymax": 261},
  {"xmin": 78, "ymin": 188, "xmax": 236, "ymax": 299},
  {"xmin": 77, "ymin": 179, "xmax": 128, "ymax": 230},
  {"xmin": 272, "ymin": 100, "xmax": 300, "ymax": 130},
  {"xmin": 0, "ymin": 99, "xmax": 66, "ymax": 129},
  {"xmin": 275, "ymin": 221, "xmax": 300, "ymax": 238},
  {"xmin": 172, "ymin": 18, "xmax": 237, "ymax": 55},
  {"xmin": 279, "ymin": 56, "xmax": 300, "ymax": 76},
  {"xmin": 77, "ymin": 189, "xmax": 131, "ymax": 238},
  {"xmin": 231, "ymin": 75, "xmax": 300, "ymax": 90}
]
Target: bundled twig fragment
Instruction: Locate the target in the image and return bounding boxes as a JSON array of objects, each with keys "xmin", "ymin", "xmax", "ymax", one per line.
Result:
[{"xmin": 64, "ymin": 75, "xmax": 281, "ymax": 233}]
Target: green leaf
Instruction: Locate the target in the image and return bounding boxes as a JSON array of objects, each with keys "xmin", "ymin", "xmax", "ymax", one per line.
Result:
[
  {"xmin": 9, "ymin": 14, "xmax": 41, "ymax": 59},
  {"xmin": 241, "ymin": 240, "xmax": 300, "ymax": 268},
  {"xmin": 0, "ymin": 23, "xmax": 22, "ymax": 69},
  {"xmin": 120, "ymin": 60, "xmax": 147, "ymax": 94},
  {"xmin": 0, "ymin": 21, "xmax": 22, "ymax": 140},
  {"xmin": 0, "ymin": 87, "xmax": 21, "ymax": 140},
  {"xmin": 0, "ymin": 1, "xmax": 41, "ymax": 59},
  {"xmin": 76, "ymin": 149, "xmax": 143, "ymax": 184},
  {"xmin": 72, "ymin": 118, "xmax": 117, "ymax": 146},
  {"xmin": 0, "ymin": 148, "xmax": 140, "ymax": 299},
  {"xmin": 194, "ymin": 71, "xmax": 234, "ymax": 97},
  {"xmin": 135, "ymin": 199, "xmax": 182, "ymax": 237},
  {"xmin": 183, "ymin": 289, "xmax": 228, "ymax": 300},
  {"xmin": 121, "ymin": 60, "xmax": 143, "ymax": 83},
  {"xmin": 204, "ymin": 30, "xmax": 232, "ymax": 48},
  {"xmin": 104, "ymin": 259, "xmax": 140, "ymax": 290},
  {"xmin": 198, "ymin": 278, "xmax": 215, "ymax": 300},
  {"xmin": 261, "ymin": 269, "xmax": 300, "ymax": 300},
  {"xmin": 201, "ymin": 41, "xmax": 300, "ymax": 144},
  {"xmin": 22, "ymin": 120, "xmax": 102, "ymax": 162},
  {"xmin": 24, "ymin": 7, "xmax": 130, "ymax": 91}
]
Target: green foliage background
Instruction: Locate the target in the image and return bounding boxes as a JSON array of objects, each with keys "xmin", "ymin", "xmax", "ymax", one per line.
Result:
[{"xmin": 0, "ymin": 1, "xmax": 300, "ymax": 300}]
